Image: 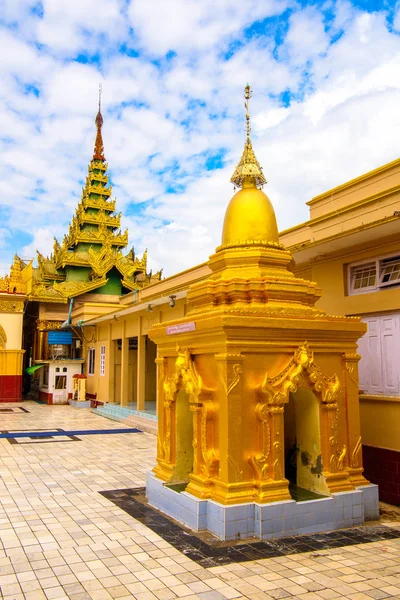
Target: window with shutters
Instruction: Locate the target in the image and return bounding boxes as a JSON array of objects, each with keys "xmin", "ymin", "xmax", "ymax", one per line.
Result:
[
  {"xmin": 349, "ymin": 253, "xmax": 400, "ymax": 295},
  {"xmin": 88, "ymin": 348, "xmax": 95, "ymax": 375},
  {"xmin": 357, "ymin": 313, "xmax": 399, "ymax": 396},
  {"xmin": 100, "ymin": 345, "xmax": 106, "ymax": 376},
  {"xmin": 379, "ymin": 256, "xmax": 400, "ymax": 288}
]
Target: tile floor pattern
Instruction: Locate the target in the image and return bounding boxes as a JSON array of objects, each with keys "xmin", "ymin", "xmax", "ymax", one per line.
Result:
[{"xmin": 0, "ymin": 402, "xmax": 399, "ymax": 600}]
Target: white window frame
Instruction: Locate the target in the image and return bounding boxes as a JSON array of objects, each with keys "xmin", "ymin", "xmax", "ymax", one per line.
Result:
[
  {"xmin": 88, "ymin": 348, "xmax": 95, "ymax": 376},
  {"xmin": 379, "ymin": 255, "xmax": 400, "ymax": 288},
  {"xmin": 100, "ymin": 345, "xmax": 106, "ymax": 377},
  {"xmin": 348, "ymin": 252, "xmax": 400, "ymax": 295}
]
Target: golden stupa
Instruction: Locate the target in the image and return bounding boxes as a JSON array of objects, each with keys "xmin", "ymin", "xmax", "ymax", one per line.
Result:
[{"xmin": 147, "ymin": 86, "xmax": 376, "ymax": 541}]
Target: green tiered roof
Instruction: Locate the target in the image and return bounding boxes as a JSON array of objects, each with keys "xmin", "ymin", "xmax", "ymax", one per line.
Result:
[{"xmin": 24, "ymin": 102, "xmax": 162, "ymax": 302}]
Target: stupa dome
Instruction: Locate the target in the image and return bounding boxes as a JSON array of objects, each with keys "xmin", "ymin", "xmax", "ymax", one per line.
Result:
[{"xmin": 221, "ymin": 176, "xmax": 279, "ymax": 245}]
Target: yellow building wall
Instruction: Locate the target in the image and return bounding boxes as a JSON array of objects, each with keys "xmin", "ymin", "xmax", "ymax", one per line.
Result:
[
  {"xmin": 295, "ymin": 239, "xmax": 400, "ymax": 317},
  {"xmin": 360, "ymin": 398, "xmax": 400, "ymax": 451},
  {"xmin": 0, "ymin": 312, "xmax": 24, "ymax": 350}
]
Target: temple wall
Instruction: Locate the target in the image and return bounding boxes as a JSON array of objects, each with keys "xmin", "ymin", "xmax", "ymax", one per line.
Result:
[{"xmin": 0, "ymin": 296, "xmax": 25, "ymax": 401}]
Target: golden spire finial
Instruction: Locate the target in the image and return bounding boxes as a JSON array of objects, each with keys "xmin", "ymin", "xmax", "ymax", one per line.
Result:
[
  {"xmin": 230, "ymin": 84, "xmax": 267, "ymax": 189},
  {"xmin": 93, "ymin": 83, "xmax": 105, "ymax": 161},
  {"xmin": 245, "ymin": 83, "xmax": 251, "ymax": 142}
]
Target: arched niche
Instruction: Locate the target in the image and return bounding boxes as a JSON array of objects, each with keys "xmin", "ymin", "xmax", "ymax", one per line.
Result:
[{"xmin": 284, "ymin": 387, "xmax": 330, "ymax": 497}]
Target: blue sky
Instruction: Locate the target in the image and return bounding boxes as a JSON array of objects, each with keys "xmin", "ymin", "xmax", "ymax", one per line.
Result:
[{"xmin": 1, "ymin": 0, "xmax": 400, "ymax": 276}]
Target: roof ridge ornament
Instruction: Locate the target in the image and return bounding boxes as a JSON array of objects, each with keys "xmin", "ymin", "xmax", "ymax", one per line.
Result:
[
  {"xmin": 93, "ymin": 83, "xmax": 105, "ymax": 161},
  {"xmin": 230, "ymin": 84, "xmax": 267, "ymax": 190}
]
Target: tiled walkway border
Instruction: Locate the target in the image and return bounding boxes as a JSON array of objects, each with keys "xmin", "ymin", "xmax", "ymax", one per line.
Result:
[{"xmin": 100, "ymin": 487, "xmax": 400, "ymax": 569}]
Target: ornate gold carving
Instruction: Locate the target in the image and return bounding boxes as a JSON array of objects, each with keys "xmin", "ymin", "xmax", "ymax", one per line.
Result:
[
  {"xmin": 337, "ymin": 445, "xmax": 347, "ymax": 471},
  {"xmin": 36, "ymin": 320, "xmax": 63, "ymax": 331},
  {"xmin": 331, "ymin": 444, "xmax": 347, "ymax": 472},
  {"xmin": 215, "ymin": 240, "xmax": 286, "ymax": 252},
  {"xmin": 227, "ymin": 364, "xmax": 243, "ymax": 395},
  {"xmin": 351, "ymin": 436, "xmax": 362, "ymax": 468},
  {"xmin": 258, "ymin": 343, "xmax": 341, "ymax": 406},
  {"xmin": 162, "ymin": 349, "xmax": 218, "ymax": 478},
  {"xmin": 250, "ymin": 343, "xmax": 343, "ymax": 479},
  {"xmin": 343, "ymin": 353, "xmax": 361, "ymax": 387},
  {"xmin": 227, "ymin": 456, "xmax": 243, "ymax": 482},
  {"xmin": 53, "ymin": 277, "xmax": 108, "ymax": 298},
  {"xmin": 230, "ymin": 85, "xmax": 267, "ymax": 189},
  {"xmin": 0, "ymin": 299, "xmax": 24, "ymax": 313},
  {"xmin": 249, "ymin": 403, "xmax": 271, "ymax": 480},
  {"xmin": 217, "ymin": 359, "xmax": 243, "ymax": 397},
  {"xmin": 0, "ymin": 255, "xmax": 28, "ymax": 294},
  {"xmin": 0, "ymin": 325, "xmax": 7, "ymax": 348}
]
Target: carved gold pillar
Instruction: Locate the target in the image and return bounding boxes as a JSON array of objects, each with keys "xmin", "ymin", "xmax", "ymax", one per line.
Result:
[
  {"xmin": 342, "ymin": 353, "xmax": 369, "ymax": 487},
  {"xmin": 249, "ymin": 401, "xmax": 290, "ymax": 503},
  {"xmin": 321, "ymin": 401, "xmax": 354, "ymax": 493},
  {"xmin": 153, "ymin": 357, "xmax": 177, "ymax": 483},
  {"xmin": 211, "ymin": 353, "xmax": 254, "ymax": 505},
  {"xmin": 185, "ymin": 389, "xmax": 217, "ymax": 500}
]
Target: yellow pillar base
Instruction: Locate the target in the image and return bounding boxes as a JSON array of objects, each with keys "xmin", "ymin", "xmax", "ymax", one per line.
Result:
[
  {"xmin": 324, "ymin": 471, "xmax": 355, "ymax": 493},
  {"xmin": 185, "ymin": 473, "xmax": 213, "ymax": 499},
  {"xmin": 153, "ymin": 461, "xmax": 172, "ymax": 483},
  {"xmin": 347, "ymin": 468, "xmax": 370, "ymax": 488},
  {"xmin": 254, "ymin": 479, "xmax": 292, "ymax": 504}
]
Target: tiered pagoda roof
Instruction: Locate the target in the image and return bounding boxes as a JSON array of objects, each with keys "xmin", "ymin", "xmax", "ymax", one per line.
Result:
[{"xmin": 0, "ymin": 99, "xmax": 162, "ymax": 303}]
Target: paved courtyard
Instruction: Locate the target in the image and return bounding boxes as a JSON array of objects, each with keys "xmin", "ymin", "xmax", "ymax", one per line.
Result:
[{"xmin": 0, "ymin": 402, "xmax": 400, "ymax": 600}]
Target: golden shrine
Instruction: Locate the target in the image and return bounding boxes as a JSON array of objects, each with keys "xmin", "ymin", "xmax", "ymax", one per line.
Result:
[{"xmin": 147, "ymin": 86, "xmax": 379, "ymax": 540}]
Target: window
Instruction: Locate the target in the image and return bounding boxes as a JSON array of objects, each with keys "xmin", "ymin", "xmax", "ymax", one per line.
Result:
[
  {"xmin": 88, "ymin": 348, "xmax": 95, "ymax": 375},
  {"xmin": 350, "ymin": 262, "xmax": 376, "ymax": 293},
  {"xmin": 100, "ymin": 345, "xmax": 106, "ymax": 376},
  {"xmin": 379, "ymin": 256, "xmax": 400, "ymax": 287},
  {"xmin": 348, "ymin": 253, "xmax": 400, "ymax": 295},
  {"xmin": 358, "ymin": 313, "xmax": 399, "ymax": 396},
  {"xmin": 55, "ymin": 375, "xmax": 67, "ymax": 390}
]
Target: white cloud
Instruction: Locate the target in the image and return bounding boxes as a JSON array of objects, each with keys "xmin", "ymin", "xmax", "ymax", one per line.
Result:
[
  {"xmin": 128, "ymin": 0, "xmax": 290, "ymax": 55},
  {"xmin": 284, "ymin": 7, "xmax": 330, "ymax": 65}
]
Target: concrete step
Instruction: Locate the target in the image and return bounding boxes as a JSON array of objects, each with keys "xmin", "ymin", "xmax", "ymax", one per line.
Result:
[
  {"xmin": 91, "ymin": 405, "xmax": 157, "ymax": 435},
  {"xmin": 121, "ymin": 415, "xmax": 157, "ymax": 435}
]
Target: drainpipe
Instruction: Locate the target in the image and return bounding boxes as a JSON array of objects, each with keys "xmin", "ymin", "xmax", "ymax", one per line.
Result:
[{"xmin": 61, "ymin": 297, "xmax": 74, "ymax": 328}]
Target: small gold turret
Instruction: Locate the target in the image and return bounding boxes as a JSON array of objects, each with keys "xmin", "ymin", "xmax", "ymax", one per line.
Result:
[{"xmin": 222, "ymin": 85, "xmax": 279, "ymax": 246}]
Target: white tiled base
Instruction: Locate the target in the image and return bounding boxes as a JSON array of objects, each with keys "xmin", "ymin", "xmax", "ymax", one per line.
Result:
[{"xmin": 146, "ymin": 472, "xmax": 379, "ymax": 541}]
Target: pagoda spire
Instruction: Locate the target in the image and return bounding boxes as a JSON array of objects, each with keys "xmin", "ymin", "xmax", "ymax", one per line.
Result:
[
  {"xmin": 230, "ymin": 84, "xmax": 267, "ymax": 189},
  {"xmin": 93, "ymin": 83, "xmax": 105, "ymax": 161}
]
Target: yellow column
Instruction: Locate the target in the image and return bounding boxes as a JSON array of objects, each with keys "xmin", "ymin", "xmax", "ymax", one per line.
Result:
[
  {"xmin": 37, "ymin": 330, "xmax": 45, "ymax": 361},
  {"xmin": 342, "ymin": 353, "xmax": 369, "ymax": 487},
  {"xmin": 137, "ymin": 330, "xmax": 146, "ymax": 411},
  {"xmin": 107, "ymin": 324, "xmax": 115, "ymax": 403},
  {"xmin": 120, "ymin": 325, "xmax": 129, "ymax": 407}
]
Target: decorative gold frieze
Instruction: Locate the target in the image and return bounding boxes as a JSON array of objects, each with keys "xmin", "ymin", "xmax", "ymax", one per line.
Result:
[
  {"xmin": 258, "ymin": 343, "xmax": 341, "ymax": 407},
  {"xmin": 0, "ymin": 299, "xmax": 24, "ymax": 313},
  {"xmin": 351, "ymin": 436, "xmax": 362, "ymax": 468},
  {"xmin": 36, "ymin": 320, "xmax": 63, "ymax": 331}
]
